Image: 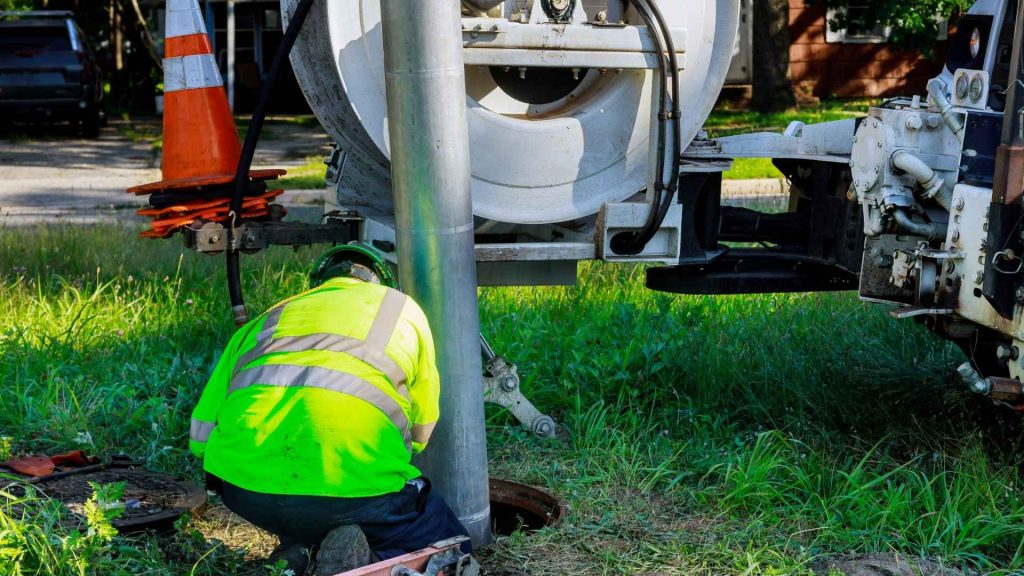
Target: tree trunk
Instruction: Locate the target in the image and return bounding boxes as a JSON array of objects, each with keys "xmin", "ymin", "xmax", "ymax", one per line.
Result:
[
  {"xmin": 111, "ymin": 0, "xmax": 123, "ymax": 72},
  {"xmin": 752, "ymin": 0, "xmax": 795, "ymax": 113}
]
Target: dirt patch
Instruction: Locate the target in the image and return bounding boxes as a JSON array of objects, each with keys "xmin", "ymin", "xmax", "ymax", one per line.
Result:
[{"xmin": 813, "ymin": 553, "xmax": 969, "ymax": 576}]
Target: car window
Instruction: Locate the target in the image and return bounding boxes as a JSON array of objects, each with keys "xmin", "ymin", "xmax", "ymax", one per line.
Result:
[{"xmin": 0, "ymin": 27, "xmax": 72, "ymax": 54}]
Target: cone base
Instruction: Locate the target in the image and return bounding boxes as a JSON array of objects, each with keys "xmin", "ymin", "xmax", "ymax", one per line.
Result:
[{"xmin": 127, "ymin": 168, "xmax": 286, "ymax": 196}]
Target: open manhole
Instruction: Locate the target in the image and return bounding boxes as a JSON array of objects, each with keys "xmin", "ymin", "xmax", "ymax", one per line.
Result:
[{"xmin": 489, "ymin": 478, "xmax": 566, "ymax": 536}]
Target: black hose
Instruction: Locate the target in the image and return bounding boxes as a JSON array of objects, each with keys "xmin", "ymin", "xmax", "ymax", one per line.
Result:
[
  {"xmin": 610, "ymin": 0, "xmax": 668, "ymax": 255},
  {"xmin": 610, "ymin": 0, "xmax": 680, "ymax": 255},
  {"xmin": 646, "ymin": 0, "xmax": 681, "ymax": 226},
  {"xmin": 225, "ymin": 0, "xmax": 316, "ymax": 325}
]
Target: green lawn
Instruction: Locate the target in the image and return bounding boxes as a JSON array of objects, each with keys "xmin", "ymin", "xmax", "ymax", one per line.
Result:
[
  {"xmin": 277, "ymin": 157, "xmax": 329, "ymax": 190},
  {"xmin": 3, "ymin": 225, "xmax": 1024, "ymax": 575},
  {"xmin": 706, "ymin": 99, "xmax": 874, "ymax": 139}
]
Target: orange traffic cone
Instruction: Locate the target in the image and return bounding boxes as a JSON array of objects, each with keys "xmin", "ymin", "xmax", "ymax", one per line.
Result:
[{"xmin": 128, "ymin": 0, "xmax": 285, "ymax": 238}]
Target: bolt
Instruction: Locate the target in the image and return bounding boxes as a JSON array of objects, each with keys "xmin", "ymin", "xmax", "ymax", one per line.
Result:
[
  {"xmin": 927, "ymin": 114, "xmax": 942, "ymax": 128},
  {"xmin": 208, "ymin": 234, "xmax": 221, "ymax": 245},
  {"xmin": 532, "ymin": 417, "xmax": 556, "ymax": 437},
  {"xmin": 572, "ymin": 68, "xmax": 581, "ymax": 81},
  {"xmin": 997, "ymin": 345, "xmax": 1019, "ymax": 361},
  {"xmin": 905, "ymin": 115, "xmax": 923, "ymax": 130},
  {"xmin": 975, "ymin": 270, "xmax": 985, "ymax": 284},
  {"xmin": 500, "ymin": 374, "xmax": 518, "ymax": 392},
  {"xmin": 953, "ymin": 196, "xmax": 965, "ymax": 211},
  {"xmin": 951, "ymin": 228, "xmax": 960, "ymax": 242},
  {"xmin": 944, "ymin": 260, "xmax": 955, "ymax": 274},
  {"xmin": 1016, "ymin": 286, "xmax": 1024, "ymax": 304},
  {"xmin": 596, "ymin": 9, "xmax": 607, "ymax": 22},
  {"xmin": 970, "ymin": 377, "xmax": 991, "ymax": 395},
  {"xmin": 518, "ymin": 67, "xmax": 527, "ymax": 79}
]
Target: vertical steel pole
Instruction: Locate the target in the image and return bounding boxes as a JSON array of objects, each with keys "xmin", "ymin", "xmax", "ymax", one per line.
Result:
[
  {"xmin": 226, "ymin": 0, "xmax": 236, "ymax": 110},
  {"xmin": 379, "ymin": 0, "xmax": 492, "ymax": 549}
]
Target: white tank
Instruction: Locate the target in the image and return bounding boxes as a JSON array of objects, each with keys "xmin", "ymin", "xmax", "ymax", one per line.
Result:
[{"xmin": 284, "ymin": 0, "xmax": 740, "ymax": 225}]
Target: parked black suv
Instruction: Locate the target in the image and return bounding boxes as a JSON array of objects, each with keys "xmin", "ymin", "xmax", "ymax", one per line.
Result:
[{"xmin": 0, "ymin": 11, "xmax": 104, "ymax": 137}]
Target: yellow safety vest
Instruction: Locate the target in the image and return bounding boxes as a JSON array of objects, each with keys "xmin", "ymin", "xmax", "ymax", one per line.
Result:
[{"xmin": 189, "ymin": 277, "xmax": 440, "ymax": 498}]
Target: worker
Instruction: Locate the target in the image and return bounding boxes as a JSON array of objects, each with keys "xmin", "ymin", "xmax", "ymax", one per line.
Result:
[{"xmin": 188, "ymin": 245, "xmax": 469, "ymax": 576}]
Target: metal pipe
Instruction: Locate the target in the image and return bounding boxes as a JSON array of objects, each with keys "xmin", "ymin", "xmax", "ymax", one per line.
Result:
[
  {"xmin": 890, "ymin": 150, "xmax": 951, "ymax": 211},
  {"xmin": 957, "ymin": 362, "xmax": 991, "ymax": 395},
  {"xmin": 892, "ymin": 208, "xmax": 947, "ymax": 241},
  {"xmin": 926, "ymin": 78, "xmax": 964, "ymax": 135},
  {"xmin": 380, "ymin": 0, "xmax": 492, "ymax": 548}
]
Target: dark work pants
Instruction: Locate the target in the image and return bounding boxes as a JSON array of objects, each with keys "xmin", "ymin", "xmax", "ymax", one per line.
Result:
[{"xmin": 219, "ymin": 478, "xmax": 470, "ymax": 560}]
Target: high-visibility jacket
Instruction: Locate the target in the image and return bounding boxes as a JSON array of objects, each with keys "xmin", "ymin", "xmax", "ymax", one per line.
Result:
[{"xmin": 189, "ymin": 277, "xmax": 441, "ymax": 498}]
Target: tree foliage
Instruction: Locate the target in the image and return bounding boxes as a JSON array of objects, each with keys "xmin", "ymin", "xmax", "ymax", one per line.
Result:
[
  {"xmin": 817, "ymin": 0, "xmax": 974, "ymax": 54},
  {"xmin": 0, "ymin": 0, "xmax": 36, "ymax": 10}
]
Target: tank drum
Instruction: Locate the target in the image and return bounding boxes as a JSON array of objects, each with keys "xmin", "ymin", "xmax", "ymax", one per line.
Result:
[{"xmin": 284, "ymin": 0, "xmax": 739, "ymax": 224}]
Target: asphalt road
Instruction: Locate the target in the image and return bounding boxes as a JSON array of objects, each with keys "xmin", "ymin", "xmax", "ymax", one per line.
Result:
[{"xmin": 0, "ymin": 118, "xmax": 330, "ymax": 224}]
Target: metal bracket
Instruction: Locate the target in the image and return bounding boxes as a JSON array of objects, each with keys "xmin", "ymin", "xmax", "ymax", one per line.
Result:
[
  {"xmin": 182, "ymin": 211, "xmax": 363, "ymax": 254},
  {"xmin": 480, "ymin": 335, "xmax": 557, "ymax": 437}
]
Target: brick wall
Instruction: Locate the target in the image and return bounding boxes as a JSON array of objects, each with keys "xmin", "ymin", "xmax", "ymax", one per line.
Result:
[{"xmin": 789, "ymin": 0, "xmax": 949, "ymax": 98}]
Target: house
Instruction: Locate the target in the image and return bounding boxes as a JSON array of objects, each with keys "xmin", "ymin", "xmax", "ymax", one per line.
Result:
[{"xmin": 729, "ymin": 0, "xmax": 951, "ymax": 98}]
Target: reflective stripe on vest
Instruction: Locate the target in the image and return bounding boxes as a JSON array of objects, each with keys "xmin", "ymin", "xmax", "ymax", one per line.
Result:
[
  {"xmin": 228, "ymin": 289, "xmax": 414, "ymax": 451},
  {"xmin": 411, "ymin": 421, "xmax": 437, "ymax": 445},
  {"xmin": 164, "ymin": 54, "xmax": 223, "ymax": 92},
  {"xmin": 229, "ymin": 363, "xmax": 412, "ymax": 452},
  {"xmin": 191, "ymin": 418, "xmax": 216, "ymax": 443},
  {"xmin": 235, "ymin": 289, "xmax": 410, "ymax": 390},
  {"xmin": 166, "ymin": 0, "xmax": 208, "ymax": 38}
]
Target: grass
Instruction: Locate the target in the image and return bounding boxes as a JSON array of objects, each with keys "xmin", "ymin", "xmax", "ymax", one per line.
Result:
[
  {"xmin": 277, "ymin": 157, "xmax": 328, "ymax": 190},
  {"xmin": 3, "ymin": 222, "xmax": 1024, "ymax": 575},
  {"xmin": 724, "ymin": 158, "xmax": 784, "ymax": 181},
  {"xmin": 706, "ymin": 99, "xmax": 875, "ymax": 139}
]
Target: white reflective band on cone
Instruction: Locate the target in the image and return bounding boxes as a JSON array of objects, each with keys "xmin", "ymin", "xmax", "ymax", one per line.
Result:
[
  {"xmin": 164, "ymin": 54, "xmax": 224, "ymax": 92},
  {"xmin": 166, "ymin": 0, "xmax": 208, "ymax": 38}
]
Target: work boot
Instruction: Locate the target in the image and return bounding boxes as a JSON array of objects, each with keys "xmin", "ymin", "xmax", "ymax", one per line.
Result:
[
  {"xmin": 268, "ymin": 542, "xmax": 311, "ymax": 575},
  {"xmin": 312, "ymin": 525, "xmax": 371, "ymax": 576}
]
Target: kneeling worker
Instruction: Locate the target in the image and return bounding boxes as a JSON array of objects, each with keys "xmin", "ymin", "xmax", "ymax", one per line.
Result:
[{"xmin": 188, "ymin": 245, "xmax": 469, "ymax": 575}]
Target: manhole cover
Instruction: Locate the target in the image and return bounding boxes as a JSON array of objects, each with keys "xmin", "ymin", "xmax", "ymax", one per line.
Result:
[{"xmin": 13, "ymin": 464, "xmax": 206, "ymax": 532}]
